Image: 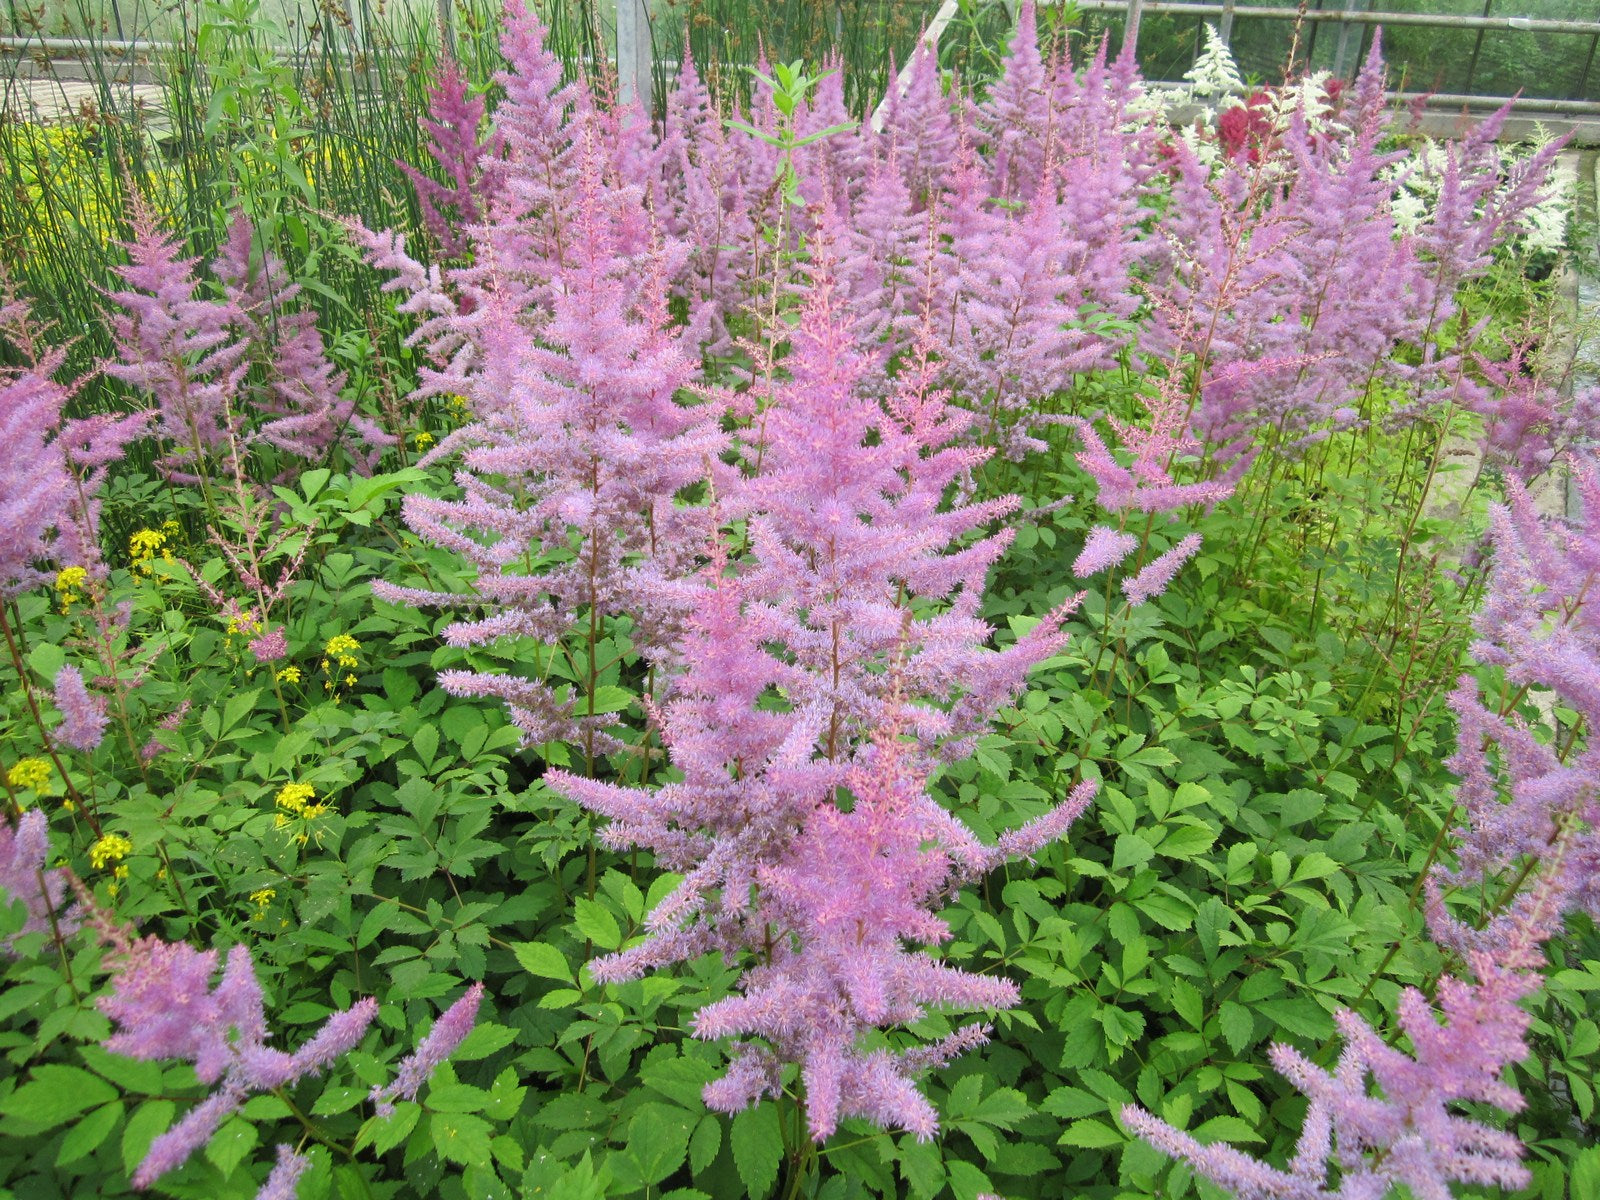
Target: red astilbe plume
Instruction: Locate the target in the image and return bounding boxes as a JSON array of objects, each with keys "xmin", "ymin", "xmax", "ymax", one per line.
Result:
[
  {"xmin": 212, "ymin": 212, "xmax": 394, "ymax": 473},
  {"xmin": 373, "ymin": 130, "xmax": 723, "ymax": 748},
  {"xmin": 399, "ymin": 52, "xmax": 498, "ymax": 261},
  {"xmin": 101, "ymin": 194, "xmax": 247, "ymax": 484}
]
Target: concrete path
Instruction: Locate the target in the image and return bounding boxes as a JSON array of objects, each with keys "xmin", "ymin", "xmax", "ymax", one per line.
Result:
[{"xmin": 0, "ymin": 72, "xmax": 161, "ymax": 123}]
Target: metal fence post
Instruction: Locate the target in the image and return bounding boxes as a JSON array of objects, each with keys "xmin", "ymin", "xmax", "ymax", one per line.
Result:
[
  {"xmin": 615, "ymin": 0, "xmax": 651, "ymax": 109},
  {"xmin": 1124, "ymin": 0, "xmax": 1144, "ymax": 60}
]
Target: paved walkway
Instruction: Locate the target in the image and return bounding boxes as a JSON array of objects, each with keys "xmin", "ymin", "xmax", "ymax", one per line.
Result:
[{"xmin": 0, "ymin": 72, "xmax": 162, "ymax": 123}]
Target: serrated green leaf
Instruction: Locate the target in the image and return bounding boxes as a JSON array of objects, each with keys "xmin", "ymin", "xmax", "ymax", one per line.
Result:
[
  {"xmin": 573, "ymin": 899, "xmax": 622, "ymax": 950},
  {"xmin": 56, "ymin": 1101, "xmax": 123, "ymax": 1166},
  {"xmin": 512, "ymin": 941, "xmax": 573, "ymax": 982},
  {"xmin": 2, "ymin": 1065, "xmax": 117, "ymax": 1126},
  {"xmin": 731, "ymin": 1105, "xmax": 782, "ymax": 1200},
  {"xmin": 1219, "ymin": 1002, "xmax": 1254, "ymax": 1054},
  {"xmin": 431, "ymin": 1111, "xmax": 494, "ymax": 1165}
]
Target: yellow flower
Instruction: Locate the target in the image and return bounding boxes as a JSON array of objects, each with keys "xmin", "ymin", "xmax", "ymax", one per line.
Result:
[
  {"xmin": 323, "ymin": 634, "xmax": 360, "ymax": 658},
  {"xmin": 344, "ymin": 674, "xmax": 356, "ymax": 687},
  {"xmin": 413, "ymin": 430, "xmax": 435, "ymax": 449},
  {"xmin": 276, "ymin": 782, "xmax": 317, "ymax": 815},
  {"xmin": 249, "ymin": 887, "xmax": 276, "ymax": 918},
  {"xmin": 227, "ymin": 609, "xmax": 262, "ymax": 637},
  {"xmin": 129, "ymin": 528, "xmax": 172, "ymax": 575},
  {"xmin": 89, "ymin": 834, "xmax": 132, "ymax": 870},
  {"xmin": 7, "ymin": 759, "xmax": 52, "ymax": 792},
  {"xmin": 55, "ymin": 566, "xmax": 88, "ymax": 612},
  {"xmin": 276, "ymin": 666, "xmax": 302, "ymax": 684}
]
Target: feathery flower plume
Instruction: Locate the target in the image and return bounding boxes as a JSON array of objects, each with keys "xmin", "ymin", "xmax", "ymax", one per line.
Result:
[
  {"xmin": 1123, "ymin": 534, "xmax": 1203, "ymax": 607},
  {"xmin": 370, "ymin": 982, "xmax": 484, "ymax": 1116},
  {"xmin": 85, "ymin": 902, "xmax": 376, "ymax": 1189},
  {"xmin": 53, "ymin": 664, "xmax": 108, "ymax": 752},
  {"xmin": 101, "ymin": 194, "xmax": 246, "ymax": 484},
  {"xmin": 1072, "ymin": 525, "xmax": 1138, "ymax": 577},
  {"xmin": 254, "ymin": 1145, "xmax": 311, "ymax": 1200},
  {"xmin": 0, "ymin": 810, "xmax": 78, "ymax": 953},
  {"xmin": 1124, "ymin": 465, "xmax": 1596, "ymax": 1197},
  {"xmin": 0, "ymin": 286, "xmax": 76, "ymax": 596}
]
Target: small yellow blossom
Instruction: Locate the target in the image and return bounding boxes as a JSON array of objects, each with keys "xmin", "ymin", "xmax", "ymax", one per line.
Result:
[
  {"xmin": 89, "ymin": 833, "xmax": 133, "ymax": 870},
  {"xmin": 227, "ymin": 609, "xmax": 262, "ymax": 637},
  {"xmin": 249, "ymin": 887, "xmax": 276, "ymax": 918},
  {"xmin": 55, "ymin": 566, "xmax": 88, "ymax": 613},
  {"xmin": 62, "ymin": 798, "xmax": 76, "ymax": 813},
  {"xmin": 129, "ymin": 528, "xmax": 173, "ymax": 576},
  {"xmin": 413, "ymin": 430, "xmax": 435, "ymax": 449},
  {"xmin": 344, "ymin": 673, "xmax": 356, "ymax": 687},
  {"xmin": 7, "ymin": 759, "xmax": 52, "ymax": 792},
  {"xmin": 276, "ymin": 782, "xmax": 317, "ymax": 815},
  {"xmin": 276, "ymin": 666, "xmax": 302, "ymax": 684}
]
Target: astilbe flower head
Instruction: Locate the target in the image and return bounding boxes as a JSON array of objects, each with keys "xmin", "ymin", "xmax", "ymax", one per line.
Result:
[
  {"xmin": 373, "ymin": 126, "xmax": 724, "ymax": 747},
  {"xmin": 0, "ymin": 287, "xmax": 76, "ymax": 596},
  {"xmin": 400, "ymin": 52, "xmax": 496, "ymax": 260},
  {"xmin": 551, "ymin": 228, "xmax": 1094, "ymax": 1142},
  {"xmin": 53, "ymin": 664, "xmax": 108, "ymax": 752},
  {"xmin": 371, "ymin": 981, "xmax": 484, "ymax": 1116},
  {"xmin": 0, "ymin": 809, "xmax": 79, "ymax": 953},
  {"xmin": 88, "ymin": 907, "xmax": 376, "ymax": 1189},
  {"xmin": 101, "ymin": 193, "xmax": 247, "ymax": 484},
  {"xmin": 211, "ymin": 211, "xmax": 394, "ymax": 473},
  {"xmin": 694, "ymin": 729, "xmax": 1022, "ymax": 1142},
  {"xmin": 255, "ymin": 1145, "xmax": 312, "ymax": 1200}
]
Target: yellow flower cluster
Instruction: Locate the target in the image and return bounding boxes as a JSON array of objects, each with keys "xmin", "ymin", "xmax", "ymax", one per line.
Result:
[
  {"xmin": 275, "ymin": 782, "xmax": 331, "ymax": 845},
  {"xmin": 321, "ymin": 634, "xmax": 361, "ymax": 699},
  {"xmin": 55, "ymin": 566, "xmax": 88, "ymax": 613},
  {"xmin": 7, "ymin": 759, "xmax": 52, "ymax": 792},
  {"xmin": 227, "ymin": 609, "xmax": 263, "ymax": 637},
  {"xmin": 413, "ymin": 430, "xmax": 435, "ymax": 449},
  {"xmin": 276, "ymin": 665, "xmax": 302, "ymax": 684},
  {"xmin": 249, "ymin": 887, "xmax": 277, "ymax": 919},
  {"xmin": 129, "ymin": 521, "xmax": 180, "ymax": 576},
  {"xmin": 89, "ymin": 833, "xmax": 132, "ymax": 870}
]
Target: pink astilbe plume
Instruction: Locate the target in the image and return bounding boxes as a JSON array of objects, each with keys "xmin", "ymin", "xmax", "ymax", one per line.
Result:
[
  {"xmin": 1065, "ymin": 369, "xmax": 1234, "ymax": 514},
  {"xmin": 212, "ymin": 212, "xmax": 394, "ymax": 472},
  {"xmin": 85, "ymin": 904, "xmax": 376, "ymax": 1189},
  {"xmin": 255, "ymin": 1145, "xmax": 311, "ymax": 1200},
  {"xmin": 53, "ymin": 664, "xmax": 108, "ymax": 752},
  {"xmin": 370, "ymin": 981, "xmax": 484, "ymax": 1116},
  {"xmin": 0, "ymin": 809, "xmax": 78, "ymax": 954},
  {"xmin": 1456, "ymin": 342, "xmax": 1600, "ymax": 485},
  {"xmin": 101, "ymin": 195, "xmax": 246, "ymax": 484},
  {"xmin": 1426, "ymin": 466, "xmax": 1600, "ymax": 941},
  {"xmin": 0, "ymin": 287, "xmax": 75, "ymax": 596},
  {"xmin": 550, "ymin": 234, "xmax": 1094, "ymax": 1142},
  {"xmin": 695, "ymin": 731, "xmax": 1027, "ymax": 1142},
  {"xmin": 400, "ymin": 53, "xmax": 496, "ymax": 260},
  {"xmin": 373, "ymin": 130, "xmax": 723, "ymax": 746},
  {"xmin": 1125, "ymin": 465, "xmax": 1599, "ymax": 1197}
]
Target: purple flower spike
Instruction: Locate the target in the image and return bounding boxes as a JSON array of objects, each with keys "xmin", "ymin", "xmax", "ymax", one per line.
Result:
[
  {"xmin": 370, "ymin": 982, "xmax": 484, "ymax": 1115},
  {"xmin": 53, "ymin": 664, "xmax": 107, "ymax": 752}
]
